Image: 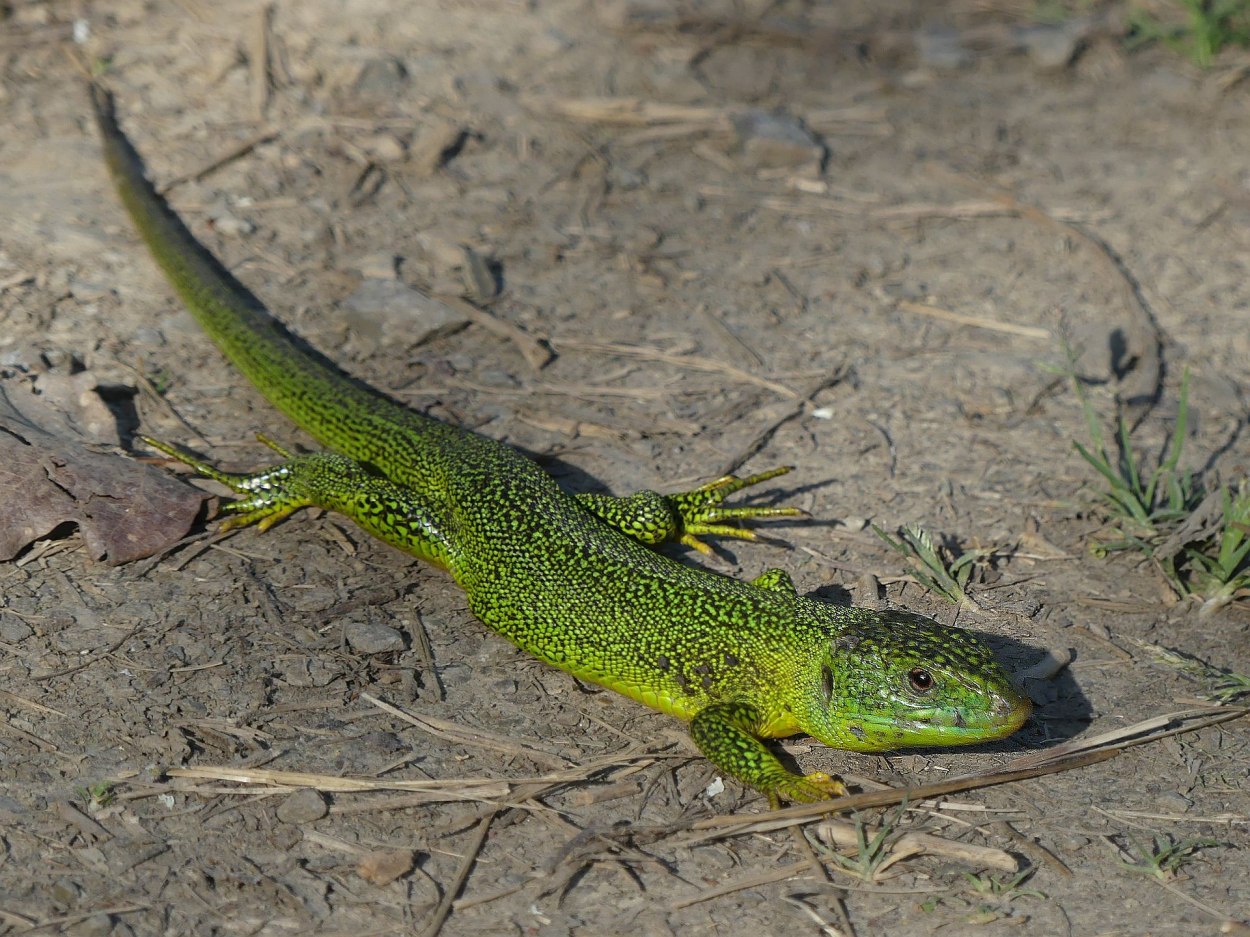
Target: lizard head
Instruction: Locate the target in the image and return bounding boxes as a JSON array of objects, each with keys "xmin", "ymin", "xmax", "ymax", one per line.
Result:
[{"xmin": 797, "ymin": 607, "xmax": 1031, "ymax": 751}]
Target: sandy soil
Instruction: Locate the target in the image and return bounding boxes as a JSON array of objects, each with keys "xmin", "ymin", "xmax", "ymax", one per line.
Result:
[{"xmin": 1, "ymin": 1, "xmax": 1248, "ymax": 934}]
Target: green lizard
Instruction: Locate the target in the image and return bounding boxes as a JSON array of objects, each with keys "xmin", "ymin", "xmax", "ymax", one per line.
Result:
[{"xmin": 90, "ymin": 84, "xmax": 1030, "ymax": 806}]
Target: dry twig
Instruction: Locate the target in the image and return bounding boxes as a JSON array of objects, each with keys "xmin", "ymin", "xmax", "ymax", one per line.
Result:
[
  {"xmin": 437, "ymin": 295, "xmax": 554, "ymax": 371},
  {"xmin": 421, "ymin": 811, "xmax": 496, "ymax": 937},
  {"xmin": 551, "ymin": 338, "xmax": 800, "ymax": 398},
  {"xmin": 895, "ymin": 300, "xmax": 1051, "ymax": 341},
  {"xmin": 816, "ymin": 818, "xmax": 1017, "ymax": 873}
]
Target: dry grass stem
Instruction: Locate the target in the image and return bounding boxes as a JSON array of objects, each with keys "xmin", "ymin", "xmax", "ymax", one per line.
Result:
[
  {"xmin": 1103, "ymin": 809, "xmax": 1249, "ymax": 825},
  {"xmin": 0, "ymin": 723, "xmax": 55, "ymax": 752},
  {"xmin": 616, "ymin": 122, "xmax": 729, "ymax": 147},
  {"xmin": 164, "ymin": 745, "xmax": 665, "ymax": 810},
  {"xmin": 445, "ymin": 378, "xmax": 671, "ymax": 400},
  {"xmin": 157, "ymin": 130, "xmax": 279, "ymax": 194},
  {"xmin": 522, "ymin": 95, "xmax": 732, "ymax": 128},
  {"xmin": 167, "ymin": 765, "xmax": 514, "ymax": 796},
  {"xmin": 669, "ymin": 860, "xmax": 814, "ymax": 910},
  {"xmin": 249, "ymin": 3, "xmax": 273, "ymax": 119},
  {"xmin": 0, "ymin": 689, "xmax": 66, "ymax": 718},
  {"xmin": 360, "ymin": 692, "xmax": 568, "ymax": 770},
  {"xmin": 436, "ymin": 295, "xmax": 554, "ymax": 371},
  {"xmin": 10, "ymin": 905, "xmax": 150, "ymax": 933},
  {"xmin": 1005, "ymin": 706, "xmax": 1246, "ymax": 770},
  {"xmin": 688, "ymin": 706, "xmax": 1246, "ymax": 837},
  {"xmin": 895, "ymin": 300, "xmax": 1052, "ymax": 340},
  {"xmin": 420, "ymin": 811, "xmax": 496, "ymax": 937},
  {"xmin": 872, "ymin": 199, "xmax": 1015, "ymax": 220},
  {"xmin": 551, "ymin": 338, "xmax": 800, "ymax": 398}
]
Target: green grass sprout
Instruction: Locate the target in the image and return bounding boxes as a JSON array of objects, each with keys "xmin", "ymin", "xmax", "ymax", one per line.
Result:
[
  {"xmin": 1127, "ymin": 0, "xmax": 1250, "ymax": 67},
  {"xmin": 1071, "ymin": 368, "xmax": 1199, "ymax": 554},
  {"xmin": 1129, "ymin": 637, "xmax": 1250, "ymax": 703},
  {"xmin": 872, "ymin": 525, "xmax": 993, "ymax": 610},
  {"xmin": 75, "ymin": 781, "xmax": 116, "ymax": 812},
  {"xmin": 813, "ymin": 807, "xmax": 911, "ymax": 883},
  {"xmin": 1113, "ymin": 832, "xmax": 1220, "ymax": 882},
  {"xmin": 1172, "ymin": 480, "xmax": 1250, "ymax": 616}
]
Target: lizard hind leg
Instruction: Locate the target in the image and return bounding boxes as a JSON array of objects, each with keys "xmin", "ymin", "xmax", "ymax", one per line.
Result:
[
  {"xmin": 141, "ymin": 436, "xmax": 459, "ymax": 568},
  {"xmin": 141, "ymin": 435, "xmax": 311, "ymax": 532}
]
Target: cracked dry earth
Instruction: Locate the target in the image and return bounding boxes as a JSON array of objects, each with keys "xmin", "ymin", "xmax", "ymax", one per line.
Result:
[{"xmin": 1, "ymin": 1, "xmax": 1248, "ymax": 935}]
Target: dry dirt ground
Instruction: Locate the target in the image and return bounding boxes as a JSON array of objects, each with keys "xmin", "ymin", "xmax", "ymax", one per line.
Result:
[{"xmin": 2, "ymin": 1, "xmax": 1249, "ymax": 934}]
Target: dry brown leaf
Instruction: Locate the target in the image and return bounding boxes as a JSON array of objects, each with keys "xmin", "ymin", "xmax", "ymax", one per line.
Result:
[
  {"xmin": 0, "ymin": 375, "xmax": 207, "ymax": 564},
  {"xmin": 357, "ymin": 849, "xmax": 417, "ymax": 886}
]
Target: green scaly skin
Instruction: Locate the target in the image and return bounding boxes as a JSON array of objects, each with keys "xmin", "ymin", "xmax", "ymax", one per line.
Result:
[{"xmin": 91, "ymin": 85, "xmax": 1031, "ymax": 806}]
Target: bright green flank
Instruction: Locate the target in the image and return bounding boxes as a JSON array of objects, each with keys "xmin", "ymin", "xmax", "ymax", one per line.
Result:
[{"xmin": 91, "ymin": 85, "xmax": 1030, "ymax": 806}]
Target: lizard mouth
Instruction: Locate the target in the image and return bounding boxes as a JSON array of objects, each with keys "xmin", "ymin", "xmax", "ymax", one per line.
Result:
[
  {"xmin": 854, "ymin": 689, "xmax": 1032, "ymax": 745},
  {"xmin": 917, "ymin": 689, "xmax": 1032, "ymax": 739}
]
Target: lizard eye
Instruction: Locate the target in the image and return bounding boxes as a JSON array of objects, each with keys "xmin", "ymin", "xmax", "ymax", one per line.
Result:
[
  {"xmin": 821, "ymin": 664, "xmax": 834, "ymax": 701},
  {"xmin": 908, "ymin": 668, "xmax": 934, "ymax": 692}
]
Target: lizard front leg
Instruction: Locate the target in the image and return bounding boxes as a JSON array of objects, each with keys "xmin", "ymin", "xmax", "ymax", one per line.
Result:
[{"xmin": 689, "ymin": 700, "xmax": 847, "ymax": 807}]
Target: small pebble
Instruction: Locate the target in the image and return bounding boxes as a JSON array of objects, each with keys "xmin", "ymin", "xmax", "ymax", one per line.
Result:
[
  {"xmin": 731, "ymin": 110, "xmax": 825, "ymax": 173},
  {"xmin": 914, "ymin": 26, "xmax": 974, "ymax": 70},
  {"xmin": 416, "ymin": 232, "xmax": 468, "ymax": 272},
  {"xmin": 345, "ymin": 620, "xmax": 406, "ymax": 654},
  {"xmin": 530, "ymin": 28, "xmax": 574, "ymax": 56},
  {"xmin": 408, "ymin": 119, "xmax": 467, "ymax": 174},
  {"xmin": 133, "ymin": 327, "xmax": 165, "ymax": 346},
  {"xmin": 50, "ymin": 877, "xmax": 82, "ymax": 907},
  {"xmin": 0, "ymin": 616, "xmax": 33, "ymax": 642},
  {"xmin": 276, "ymin": 787, "xmax": 328, "ymax": 824},
  {"xmin": 1155, "ymin": 791, "xmax": 1193, "ymax": 812},
  {"xmin": 342, "ymin": 279, "xmax": 470, "ymax": 350},
  {"xmin": 439, "ymin": 661, "xmax": 472, "ymax": 687},
  {"xmin": 1017, "ymin": 19, "xmax": 1088, "ymax": 71},
  {"xmin": 67, "ymin": 912, "xmax": 113, "ymax": 937},
  {"xmin": 0, "ymin": 795, "xmax": 28, "ymax": 818},
  {"xmin": 360, "ymin": 133, "xmax": 406, "ymax": 163},
  {"xmin": 68, "ymin": 276, "xmax": 115, "ymax": 302},
  {"xmin": 354, "ymin": 56, "xmax": 409, "ymax": 98},
  {"xmin": 209, "ymin": 210, "xmax": 254, "ymax": 238},
  {"xmin": 350, "ymin": 252, "xmax": 399, "ymax": 281}
]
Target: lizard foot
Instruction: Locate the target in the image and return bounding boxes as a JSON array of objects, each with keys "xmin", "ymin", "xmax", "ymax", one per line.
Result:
[
  {"xmin": 142, "ymin": 435, "xmax": 319, "ymax": 532},
  {"xmin": 766, "ymin": 770, "xmax": 849, "ymax": 809},
  {"xmin": 669, "ymin": 466, "xmax": 806, "ymax": 554}
]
